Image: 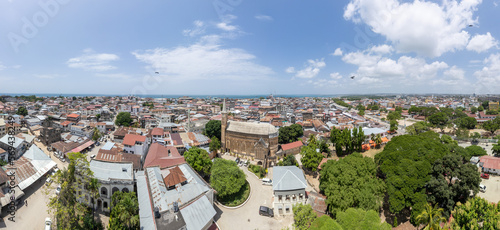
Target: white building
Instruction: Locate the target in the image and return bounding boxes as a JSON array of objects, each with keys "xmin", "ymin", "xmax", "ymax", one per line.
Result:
[
  {"xmin": 77, "ymin": 160, "xmax": 134, "ymax": 213},
  {"xmin": 123, "ymin": 134, "xmax": 149, "ymax": 157},
  {"xmin": 272, "ymin": 166, "xmax": 308, "ymax": 216}
]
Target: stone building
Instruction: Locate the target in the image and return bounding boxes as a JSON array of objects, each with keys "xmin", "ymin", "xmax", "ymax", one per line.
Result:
[
  {"xmin": 39, "ymin": 119, "xmax": 62, "ymax": 146},
  {"xmin": 221, "ymin": 100, "xmax": 279, "ymax": 167}
]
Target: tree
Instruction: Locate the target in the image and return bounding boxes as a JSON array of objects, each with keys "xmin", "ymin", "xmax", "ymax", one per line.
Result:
[
  {"xmin": 482, "ymin": 119, "xmax": 500, "ymax": 136},
  {"xmin": 427, "ymin": 154, "xmax": 481, "ymax": 217},
  {"xmin": 336, "ymin": 208, "xmax": 391, "ymax": 230},
  {"xmin": 492, "ymin": 139, "xmax": 500, "ymax": 157},
  {"xmin": 451, "ymin": 197, "xmax": 500, "ymax": 230},
  {"xmin": 301, "ymin": 143, "xmax": 324, "ymax": 171},
  {"xmin": 416, "ymin": 204, "xmax": 447, "ymax": 230},
  {"xmin": 184, "ymin": 147, "xmax": 212, "ymax": 176},
  {"xmin": 92, "ymin": 128, "xmax": 101, "ymax": 141},
  {"xmin": 390, "ymin": 120, "xmax": 398, "ymax": 132},
  {"xmin": 482, "ymin": 100, "xmax": 490, "ymax": 110},
  {"xmin": 95, "ymin": 113, "xmax": 101, "ymax": 121},
  {"xmin": 45, "ymin": 152, "xmax": 97, "ymax": 229},
  {"xmin": 457, "ymin": 117, "xmax": 477, "ymax": 129},
  {"xmin": 210, "ymin": 158, "xmax": 246, "ymax": 198},
  {"xmin": 320, "ymin": 153, "xmax": 385, "ymax": 217},
  {"xmin": 310, "ymin": 215, "xmax": 343, "ymax": 230},
  {"xmin": 406, "ymin": 121, "xmax": 430, "ymax": 135},
  {"xmin": 16, "ymin": 106, "xmax": 28, "ymax": 116},
  {"xmin": 375, "ymin": 132, "xmax": 449, "ymax": 223},
  {"xmin": 478, "ymin": 105, "xmax": 484, "ymax": 112},
  {"xmin": 387, "ymin": 111, "xmax": 401, "ymax": 121},
  {"xmin": 204, "ymin": 120, "xmax": 222, "ymax": 140},
  {"xmin": 293, "ymin": 203, "xmax": 317, "ymax": 230},
  {"xmin": 464, "ymin": 145, "xmax": 487, "ymax": 161},
  {"xmin": 115, "ymin": 112, "xmax": 133, "ymax": 127},
  {"xmin": 209, "ymin": 136, "xmax": 221, "ymax": 153},
  {"xmin": 470, "ymin": 106, "xmax": 478, "ymax": 114},
  {"xmin": 428, "ymin": 112, "xmax": 449, "ymax": 132},
  {"xmin": 108, "ymin": 191, "xmax": 140, "ymax": 230},
  {"xmin": 455, "ymin": 128, "xmax": 469, "ymax": 140},
  {"xmin": 278, "ymin": 155, "xmax": 298, "ymax": 167},
  {"xmin": 279, "ymin": 124, "xmax": 304, "ymax": 144},
  {"xmin": 330, "ymin": 127, "xmax": 341, "ymax": 150},
  {"xmin": 486, "ymin": 110, "xmax": 499, "ymax": 115},
  {"xmin": 358, "ymin": 110, "xmax": 365, "ymax": 116},
  {"xmin": 374, "ymin": 134, "xmax": 382, "ymax": 148}
]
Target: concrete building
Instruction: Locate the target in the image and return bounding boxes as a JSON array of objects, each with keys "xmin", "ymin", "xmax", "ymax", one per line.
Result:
[
  {"xmin": 137, "ymin": 163, "xmax": 216, "ymax": 230},
  {"xmin": 0, "ymin": 135, "xmax": 29, "ymax": 161},
  {"xmin": 78, "ymin": 160, "xmax": 134, "ymax": 213},
  {"xmin": 272, "ymin": 166, "xmax": 308, "ymax": 216}
]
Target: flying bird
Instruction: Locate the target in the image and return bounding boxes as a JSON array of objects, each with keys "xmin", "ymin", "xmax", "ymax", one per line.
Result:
[
  {"xmin": 351, "ymin": 76, "xmax": 355, "ymax": 79},
  {"xmin": 468, "ymin": 24, "xmax": 473, "ymax": 27},
  {"xmin": 155, "ymin": 72, "xmax": 159, "ymax": 74}
]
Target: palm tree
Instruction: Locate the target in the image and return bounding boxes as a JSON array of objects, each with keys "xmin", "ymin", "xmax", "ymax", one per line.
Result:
[
  {"xmin": 416, "ymin": 204, "xmax": 447, "ymax": 230},
  {"xmin": 92, "ymin": 127, "xmax": 101, "ymax": 141},
  {"xmin": 375, "ymin": 134, "xmax": 382, "ymax": 148}
]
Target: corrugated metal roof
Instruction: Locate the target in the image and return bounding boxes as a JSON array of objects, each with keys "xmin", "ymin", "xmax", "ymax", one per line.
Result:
[
  {"xmin": 10, "ymin": 145, "xmax": 56, "ymax": 190},
  {"xmin": 101, "ymin": 141, "xmax": 115, "ymax": 150},
  {"xmin": 180, "ymin": 195, "xmax": 216, "ymax": 230},
  {"xmin": 272, "ymin": 166, "xmax": 307, "ymax": 191},
  {"xmin": 136, "ymin": 171, "xmax": 156, "ymax": 230}
]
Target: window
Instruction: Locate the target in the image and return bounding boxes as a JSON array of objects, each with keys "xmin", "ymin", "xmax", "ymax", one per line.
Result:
[{"xmin": 101, "ymin": 187, "xmax": 107, "ymax": 196}]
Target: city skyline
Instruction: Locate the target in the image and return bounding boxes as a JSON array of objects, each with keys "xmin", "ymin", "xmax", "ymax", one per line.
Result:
[{"xmin": 1, "ymin": 0, "xmax": 499, "ymax": 95}]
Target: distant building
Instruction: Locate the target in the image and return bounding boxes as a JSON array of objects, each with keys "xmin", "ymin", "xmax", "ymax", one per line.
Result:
[
  {"xmin": 0, "ymin": 135, "xmax": 29, "ymax": 161},
  {"xmin": 489, "ymin": 101, "xmax": 499, "ymax": 111},
  {"xmin": 123, "ymin": 134, "xmax": 149, "ymax": 158}
]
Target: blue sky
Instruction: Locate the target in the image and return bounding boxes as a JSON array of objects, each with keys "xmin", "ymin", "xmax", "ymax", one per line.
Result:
[{"xmin": 0, "ymin": 0, "xmax": 499, "ymax": 95}]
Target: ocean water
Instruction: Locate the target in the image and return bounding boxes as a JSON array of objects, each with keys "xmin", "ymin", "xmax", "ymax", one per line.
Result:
[{"xmin": 0, "ymin": 93, "xmax": 339, "ymax": 99}]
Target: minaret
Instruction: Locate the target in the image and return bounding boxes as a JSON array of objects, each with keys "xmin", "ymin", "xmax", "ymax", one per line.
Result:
[{"xmin": 221, "ymin": 99, "xmax": 228, "ymax": 153}]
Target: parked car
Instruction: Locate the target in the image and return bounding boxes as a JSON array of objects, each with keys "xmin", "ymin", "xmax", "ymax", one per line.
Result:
[
  {"xmin": 235, "ymin": 158, "xmax": 240, "ymax": 164},
  {"xmin": 259, "ymin": 206, "xmax": 274, "ymax": 217},
  {"xmin": 481, "ymin": 173, "xmax": 490, "ymax": 179},
  {"xmin": 45, "ymin": 217, "xmax": 52, "ymax": 230},
  {"xmin": 90, "ymin": 154, "xmax": 96, "ymax": 159},
  {"xmin": 45, "ymin": 177, "xmax": 52, "ymax": 184},
  {"xmin": 480, "ymin": 184, "xmax": 487, "ymax": 192},
  {"xmin": 55, "ymin": 186, "xmax": 61, "ymax": 195},
  {"xmin": 262, "ymin": 178, "xmax": 273, "ymax": 186}
]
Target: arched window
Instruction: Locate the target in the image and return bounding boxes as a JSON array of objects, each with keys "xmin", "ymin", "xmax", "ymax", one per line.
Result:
[
  {"xmin": 101, "ymin": 187, "xmax": 108, "ymax": 196},
  {"xmin": 112, "ymin": 187, "xmax": 119, "ymax": 195},
  {"xmin": 122, "ymin": 187, "xmax": 129, "ymax": 193}
]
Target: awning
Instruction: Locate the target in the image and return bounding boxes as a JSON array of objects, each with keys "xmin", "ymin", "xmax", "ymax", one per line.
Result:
[{"xmin": 70, "ymin": 141, "xmax": 95, "ymax": 153}]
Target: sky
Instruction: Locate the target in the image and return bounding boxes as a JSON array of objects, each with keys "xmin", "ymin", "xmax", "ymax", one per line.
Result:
[{"xmin": 0, "ymin": 0, "xmax": 499, "ymax": 96}]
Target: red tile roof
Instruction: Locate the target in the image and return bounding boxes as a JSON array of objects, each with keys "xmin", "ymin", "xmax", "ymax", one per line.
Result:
[
  {"xmin": 480, "ymin": 155, "xmax": 500, "ymax": 170},
  {"xmin": 67, "ymin": 113, "xmax": 80, "ymax": 118},
  {"xmin": 151, "ymin": 128, "xmax": 164, "ymax": 136},
  {"xmin": 281, "ymin": 140, "xmax": 303, "ymax": 151},
  {"xmin": 144, "ymin": 143, "xmax": 185, "ymax": 169},
  {"xmin": 123, "ymin": 134, "xmax": 146, "ymax": 146},
  {"xmin": 61, "ymin": 121, "xmax": 73, "ymax": 126}
]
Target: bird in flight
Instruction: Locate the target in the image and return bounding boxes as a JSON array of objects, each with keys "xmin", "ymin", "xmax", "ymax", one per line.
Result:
[
  {"xmin": 351, "ymin": 76, "xmax": 355, "ymax": 79},
  {"xmin": 155, "ymin": 72, "xmax": 159, "ymax": 74}
]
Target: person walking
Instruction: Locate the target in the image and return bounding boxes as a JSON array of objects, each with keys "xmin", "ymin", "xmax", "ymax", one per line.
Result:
[{"xmin": 25, "ymin": 200, "xmax": 27, "ymax": 206}]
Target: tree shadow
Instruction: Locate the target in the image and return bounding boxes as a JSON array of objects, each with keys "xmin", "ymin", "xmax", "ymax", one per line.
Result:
[{"xmin": 382, "ymin": 193, "xmax": 412, "ymax": 227}]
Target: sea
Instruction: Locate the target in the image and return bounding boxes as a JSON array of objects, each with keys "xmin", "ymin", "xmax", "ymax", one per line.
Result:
[{"xmin": 0, "ymin": 93, "xmax": 340, "ymax": 99}]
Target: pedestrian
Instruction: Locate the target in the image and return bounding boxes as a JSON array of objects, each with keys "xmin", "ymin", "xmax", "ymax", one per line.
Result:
[{"xmin": 25, "ymin": 200, "xmax": 27, "ymax": 206}]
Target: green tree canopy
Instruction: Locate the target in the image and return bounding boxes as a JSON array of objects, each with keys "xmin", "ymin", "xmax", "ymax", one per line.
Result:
[
  {"xmin": 428, "ymin": 112, "xmax": 449, "ymax": 132},
  {"xmin": 336, "ymin": 208, "xmax": 391, "ymax": 230},
  {"xmin": 389, "ymin": 120, "xmax": 399, "ymax": 132},
  {"xmin": 310, "ymin": 215, "xmax": 343, "ymax": 230},
  {"xmin": 451, "ymin": 196, "xmax": 500, "ymax": 229},
  {"xmin": 415, "ymin": 204, "xmax": 447, "ymax": 230},
  {"xmin": 108, "ymin": 191, "xmax": 140, "ymax": 230},
  {"xmin": 426, "ymin": 154, "xmax": 481, "ymax": 217},
  {"xmin": 482, "ymin": 118, "xmax": 500, "ymax": 136},
  {"xmin": 464, "ymin": 145, "xmax": 487, "ymax": 161},
  {"xmin": 278, "ymin": 155, "xmax": 298, "ymax": 167},
  {"xmin": 209, "ymin": 136, "xmax": 221, "ymax": 152},
  {"xmin": 375, "ymin": 132, "xmax": 450, "ymax": 223},
  {"xmin": 456, "ymin": 116, "xmax": 477, "ymax": 129},
  {"xmin": 478, "ymin": 105, "xmax": 484, "ymax": 112},
  {"xmin": 184, "ymin": 147, "xmax": 212, "ymax": 176},
  {"xmin": 204, "ymin": 120, "xmax": 222, "ymax": 140},
  {"xmin": 115, "ymin": 112, "xmax": 133, "ymax": 127},
  {"xmin": 470, "ymin": 106, "xmax": 478, "ymax": 114},
  {"xmin": 210, "ymin": 158, "xmax": 246, "ymax": 198},
  {"xmin": 278, "ymin": 124, "xmax": 304, "ymax": 144},
  {"xmin": 292, "ymin": 203, "xmax": 317, "ymax": 230},
  {"xmin": 16, "ymin": 106, "xmax": 28, "ymax": 116},
  {"xmin": 406, "ymin": 121, "xmax": 430, "ymax": 135},
  {"xmin": 320, "ymin": 153, "xmax": 385, "ymax": 217}
]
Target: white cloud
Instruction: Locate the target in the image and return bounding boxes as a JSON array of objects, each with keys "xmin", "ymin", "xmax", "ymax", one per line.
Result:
[
  {"xmin": 0, "ymin": 63, "xmax": 5, "ymax": 71},
  {"xmin": 95, "ymin": 73, "xmax": 132, "ymax": 80},
  {"xmin": 332, "ymin": 48, "xmax": 343, "ymax": 56},
  {"xmin": 216, "ymin": 22, "xmax": 237, "ymax": 31},
  {"xmin": 330, "ymin": 72, "xmax": 342, "ymax": 80},
  {"xmin": 474, "ymin": 53, "xmax": 500, "ymax": 92},
  {"xmin": 183, "ymin": 20, "xmax": 205, "ymax": 37},
  {"xmin": 432, "ymin": 66, "xmax": 467, "ymax": 86},
  {"xmin": 285, "ymin": 67, "xmax": 295, "ymax": 73},
  {"xmin": 342, "ymin": 51, "xmax": 379, "ymax": 66},
  {"xmin": 310, "ymin": 78, "xmax": 340, "ymax": 88},
  {"xmin": 344, "ymin": 0, "xmax": 482, "ymax": 57},
  {"xmin": 370, "ymin": 44, "xmax": 393, "ymax": 54},
  {"xmin": 291, "ymin": 59, "xmax": 326, "ymax": 79},
  {"xmin": 132, "ymin": 36, "xmax": 273, "ymax": 81},
  {"xmin": 467, "ymin": 32, "xmax": 498, "ymax": 53},
  {"xmin": 67, "ymin": 49, "xmax": 119, "ymax": 71},
  {"xmin": 255, "ymin": 15, "xmax": 273, "ymax": 21}
]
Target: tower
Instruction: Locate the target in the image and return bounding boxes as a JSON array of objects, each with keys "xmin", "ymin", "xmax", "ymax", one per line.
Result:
[{"xmin": 221, "ymin": 99, "xmax": 228, "ymax": 153}]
